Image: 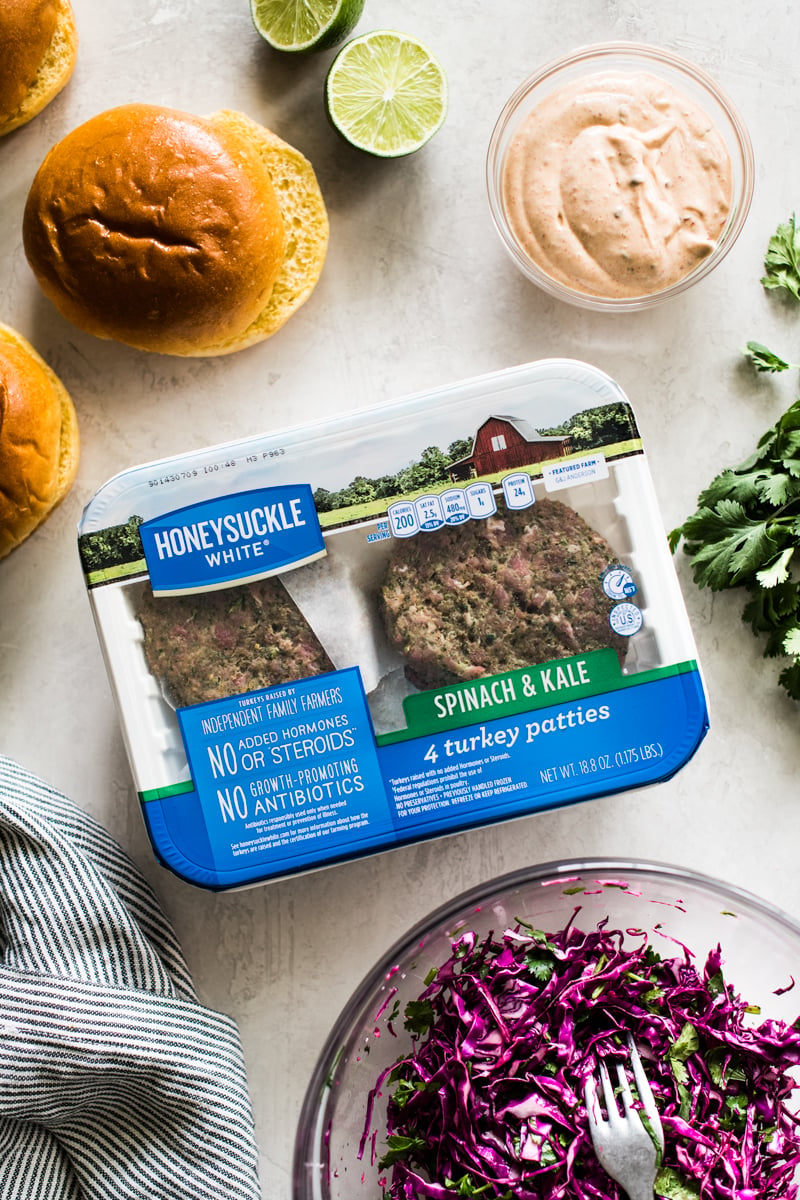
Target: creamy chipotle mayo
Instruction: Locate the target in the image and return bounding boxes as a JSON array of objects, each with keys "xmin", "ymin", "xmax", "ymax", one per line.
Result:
[{"xmin": 502, "ymin": 71, "xmax": 733, "ymax": 298}]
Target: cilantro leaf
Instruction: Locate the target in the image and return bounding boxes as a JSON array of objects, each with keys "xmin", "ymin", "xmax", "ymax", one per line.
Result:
[
  {"xmin": 378, "ymin": 1133, "xmax": 428, "ymax": 1169},
  {"xmin": 667, "ymin": 1023, "xmax": 699, "ymax": 1093},
  {"xmin": 744, "ymin": 340, "xmax": 793, "ymax": 372},
  {"xmin": 742, "ymin": 578, "xmax": 800, "ymax": 657},
  {"xmin": 655, "ymin": 1165, "xmax": 701, "ymax": 1200},
  {"xmin": 694, "ymin": 465, "xmax": 778, "ymax": 509},
  {"xmin": 669, "ymin": 1022, "xmax": 700, "ymax": 1064},
  {"xmin": 705, "ymin": 970, "xmax": 726, "ymax": 998},
  {"xmin": 756, "ymin": 546, "xmax": 796, "ymax": 587},
  {"xmin": 783, "ymin": 627, "xmax": 800, "ymax": 656},
  {"xmin": 779, "ymin": 438, "xmax": 800, "ymax": 475},
  {"xmin": 445, "ymin": 1174, "xmax": 493, "ymax": 1196},
  {"xmin": 680, "ymin": 500, "xmax": 777, "ymax": 589},
  {"xmin": 705, "ymin": 1045, "xmax": 747, "ymax": 1086},
  {"xmin": 403, "ymin": 999, "xmax": 435, "ymax": 1035},
  {"xmin": 761, "ymin": 472, "xmax": 798, "ymax": 505},
  {"xmin": 721, "ymin": 1092, "xmax": 749, "ymax": 1132},
  {"xmin": 762, "ymin": 214, "xmax": 800, "ymax": 301},
  {"xmin": 742, "ymin": 580, "xmax": 800, "ymax": 637},
  {"xmin": 523, "ymin": 950, "xmax": 556, "ymax": 982},
  {"xmin": 673, "ymin": 243, "xmax": 800, "ymax": 701},
  {"xmin": 515, "ymin": 922, "xmax": 561, "ymax": 954},
  {"xmin": 773, "ymin": 410, "xmax": 800, "ymax": 472},
  {"xmin": 667, "ymin": 525, "xmax": 683, "ymax": 554},
  {"xmin": 747, "ymin": 397, "xmax": 800, "ymax": 465},
  {"xmin": 388, "ymin": 1078, "xmax": 427, "ymax": 1109},
  {"xmin": 778, "ymin": 658, "xmax": 800, "ymax": 700}
]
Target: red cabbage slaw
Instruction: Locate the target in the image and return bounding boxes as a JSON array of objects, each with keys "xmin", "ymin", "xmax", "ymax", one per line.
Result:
[{"xmin": 359, "ymin": 913, "xmax": 800, "ymax": 1199}]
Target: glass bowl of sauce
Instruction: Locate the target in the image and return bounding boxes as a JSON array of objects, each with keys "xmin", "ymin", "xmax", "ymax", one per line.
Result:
[{"xmin": 486, "ymin": 42, "xmax": 754, "ymax": 311}]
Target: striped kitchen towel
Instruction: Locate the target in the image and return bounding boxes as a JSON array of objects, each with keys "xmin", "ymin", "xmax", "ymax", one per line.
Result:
[{"xmin": 0, "ymin": 755, "xmax": 261, "ymax": 1200}]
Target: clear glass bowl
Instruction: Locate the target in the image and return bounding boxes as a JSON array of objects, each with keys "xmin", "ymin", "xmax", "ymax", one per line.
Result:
[
  {"xmin": 486, "ymin": 43, "xmax": 754, "ymax": 311},
  {"xmin": 293, "ymin": 858, "xmax": 800, "ymax": 1199}
]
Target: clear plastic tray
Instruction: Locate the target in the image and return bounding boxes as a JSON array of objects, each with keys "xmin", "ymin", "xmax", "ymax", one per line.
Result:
[{"xmin": 79, "ymin": 360, "xmax": 708, "ymax": 890}]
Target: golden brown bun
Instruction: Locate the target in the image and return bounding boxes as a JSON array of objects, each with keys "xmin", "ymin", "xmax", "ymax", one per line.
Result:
[
  {"xmin": 0, "ymin": 0, "xmax": 77, "ymax": 137},
  {"xmin": 22, "ymin": 104, "xmax": 329, "ymax": 357},
  {"xmin": 0, "ymin": 323, "xmax": 80, "ymax": 559},
  {"xmin": 201, "ymin": 111, "xmax": 330, "ymax": 354}
]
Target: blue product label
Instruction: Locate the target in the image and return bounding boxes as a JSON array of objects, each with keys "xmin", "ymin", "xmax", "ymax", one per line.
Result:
[
  {"xmin": 415, "ymin": 493, "xmax": 445, "ymax": 531},
  {"xmin": 465, "ymin": 482, "xmax": 497, "ymax": 517},
  {"xmin": 141, "ymin": 662, "xmax": 708, "ymax": 889},
  {"xmin": 609, "ymin": 602, "xmax": 644, "ymax": 637},
  {"xmin": 377, "ymin": 669, "xmax": 707, "ymax": 838},
  {"xmin": 140, "ymin": 485, "xmax": 325, "ymax": 595},
  {"xmin": 602, "ymin": 565, "xmax": 637, "ymax": 600},
  {"xmin": 440, "ymin": 489, "xmax": 471, "ymax": 525},
  {"xmin": 174, "ymin": 667, "xmax": 394, "ymax": 875},
  {"xmin": 502, "ymin": 472, "xmax": 535, "ymax": 510},
  {"xmin": 387, "ymin": 501, "xmax": 419, "ymax": 538}
]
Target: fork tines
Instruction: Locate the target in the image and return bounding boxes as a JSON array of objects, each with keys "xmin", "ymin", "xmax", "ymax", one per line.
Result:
[{"xmin": 583, "ymin": 1035, "xmax": 665, "ymax": 1200}]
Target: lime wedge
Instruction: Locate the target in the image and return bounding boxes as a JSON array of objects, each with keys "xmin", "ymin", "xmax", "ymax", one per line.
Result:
[
  {"xmin": 325, "ymin": 31, "xmax": 448, "ymax": 157},
  {"xmin": 250, "ymin": 0, "xmax": 364, "ymax": 53}
]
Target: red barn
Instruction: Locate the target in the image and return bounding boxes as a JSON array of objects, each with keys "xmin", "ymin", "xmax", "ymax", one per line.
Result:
[{"xmin": 448, "ymin": 415, "xmax": 572, "ymax": 481}]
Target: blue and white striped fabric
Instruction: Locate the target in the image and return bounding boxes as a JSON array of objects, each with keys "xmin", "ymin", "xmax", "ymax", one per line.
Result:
[{"xmin": 0, "ymin": 756, "xmax": 261, "ymax": 1200}]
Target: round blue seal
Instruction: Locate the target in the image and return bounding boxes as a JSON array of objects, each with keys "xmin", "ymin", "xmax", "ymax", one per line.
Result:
[
  {"xmin": 602, "ymin": 565, "xmax": 637, "ymax": 601},
  {"xmin": 609, "ymin": 602, "xmax": 643, "ymax": 637}
]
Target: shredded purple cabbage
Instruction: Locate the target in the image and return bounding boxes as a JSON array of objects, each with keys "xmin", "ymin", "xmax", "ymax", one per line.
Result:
[{"xmin": 361, "ymin": 914, "xmax": 800, "ymax": 1199}]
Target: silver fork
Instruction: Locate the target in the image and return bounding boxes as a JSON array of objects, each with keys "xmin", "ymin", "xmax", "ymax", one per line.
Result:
[{"xmin": 583, "ymin": 1035, "xmax": 665, "ymax": 1200}]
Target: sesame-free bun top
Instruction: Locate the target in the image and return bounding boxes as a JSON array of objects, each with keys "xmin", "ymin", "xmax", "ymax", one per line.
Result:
[
  {"xmin": 22, "ymin": 104, "xmax": 329, "ymax": 356},
  {"xmin": 0, "ymin": 323, "xmax": 80, "ymax": 560},
  {"xmin": 0, "ymin": 0, "xmax": 77, "ymax": 137}
]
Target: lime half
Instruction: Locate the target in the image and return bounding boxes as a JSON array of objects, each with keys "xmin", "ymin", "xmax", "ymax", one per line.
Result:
[
  {"xmin": 251, "ymin": 0, "xmax": 364, "ymax": 53},
  {"xmin": 325, "ymin": 30, "xmax": 448, "ymax": 157}
]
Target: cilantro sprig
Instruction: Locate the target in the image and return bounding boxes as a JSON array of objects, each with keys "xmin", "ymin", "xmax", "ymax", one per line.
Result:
[
  {"xmin": 670, "ymin": 215, "xmax": 800, "ymax": 701},
  {"xmin": 761, "ymin": 214, "xmax": 800, "ymax": 301},
  {"xmin": 743, "ymin": 341, "xmax": 795, "ymax": 374},
  {"xmin": 670, "ymin": 399, "xmax": 800, "ymax": 699}
]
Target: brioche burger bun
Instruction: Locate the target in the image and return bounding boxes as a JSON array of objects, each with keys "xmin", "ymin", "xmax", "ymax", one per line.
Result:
[
  {"xmin": 0, "ymin": 0, "xmax": 78, "ymax": 137},
  {"xmin": 22, "ymin": 104, "xmax": 329, "ymax": 356},
  {"xmin": 0, "ymin": 323, "xmax": 80, "ymax": 560}
]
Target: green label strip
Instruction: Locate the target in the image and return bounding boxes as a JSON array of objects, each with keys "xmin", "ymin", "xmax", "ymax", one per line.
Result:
[
  {"xmin": 139, "ymin": 779, "xmax": 196, "ymax": 804},
  {"xmin": 138, "ymin": 653, "xmax": 701, "ymax": 793},
  {"xmin": 377, "ymin": 651, "xmax": 700, "ymax": 745}
]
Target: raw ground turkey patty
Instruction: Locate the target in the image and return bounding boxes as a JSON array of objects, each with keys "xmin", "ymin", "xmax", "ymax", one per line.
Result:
[
  {"xmin": 138, "ymin": 577, "xmax": 333, "ymax": 707},
  {"xmin": 379, "ymin": 498, "xmax": 627, "ymax": 689}
]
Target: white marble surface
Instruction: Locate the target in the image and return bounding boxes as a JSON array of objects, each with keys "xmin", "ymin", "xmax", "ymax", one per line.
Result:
[{"xmin": 1, "ymin": 1, "xmax": 799, "ymax": 1195}]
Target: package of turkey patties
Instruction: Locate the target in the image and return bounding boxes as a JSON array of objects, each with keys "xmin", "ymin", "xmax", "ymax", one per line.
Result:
[{"xmin": 79, "ymin": 360, "xmax": 708, "ymax": 890}]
